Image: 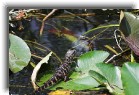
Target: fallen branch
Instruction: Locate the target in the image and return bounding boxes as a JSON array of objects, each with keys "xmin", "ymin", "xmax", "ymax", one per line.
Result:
[
  {"xmin": 106, "ymin": 48, "xmax": 130, "ymax": 63},
  {"xmin": 31, "ymin": 52, "xmax": 52, "ymax": 90},
  {"xmin": 39, "ymin": 9, "xmax": 58, "ymax": 36}
]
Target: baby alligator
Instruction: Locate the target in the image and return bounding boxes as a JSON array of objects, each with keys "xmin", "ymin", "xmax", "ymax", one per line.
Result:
[{"xmin": 34, "ymin": 48, "xmax": 76, "ymax": 94}]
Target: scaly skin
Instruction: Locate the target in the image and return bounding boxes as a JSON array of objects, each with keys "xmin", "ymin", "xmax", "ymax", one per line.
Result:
[{"xmin": 33, "ymin": 48, "xmax": 76, "ymax": 94}]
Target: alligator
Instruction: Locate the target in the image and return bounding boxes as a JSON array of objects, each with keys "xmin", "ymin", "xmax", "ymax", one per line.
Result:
[{"xmin": 33, "ymin": 48, "xmax": 76, "ymax": 94}]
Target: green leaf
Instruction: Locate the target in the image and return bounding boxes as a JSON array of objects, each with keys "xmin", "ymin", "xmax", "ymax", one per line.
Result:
[
  {"xmin": 76, "ymin": 51, "xmax": 109, "ymax": 73},
  {"xmin": 97, "ymin": 63, "xmax": 123, "ymax": 89},
  {"xmin": 89, "ymin": 63, "xmax": 124, "ymax": 95},
  {"xmin": 38, "ymin": 51, "xmax": 109, "ymax": 90},
  {"xmin": 89, "ymin": 70, "xmax": 107, "ymax": 85},
  {"xmin": 119, "ymin": 11, "xmax": 139, "ymax": 36},
  {"xmin": 9, "ymin": 34, "xmax": 31, "ymax": 73},
  {"xmin": 119, "ymin": 11, "xmax": 139, "ymax": 56},
  {"xmin": 71, "ymin": 75, "xmax": 99, "ymax": 90},
  {"xmin": 121, "ymin": 62, "xmax": 139, "ymax": 95},
  {"xmin": 72, "ymin": 51, "xmax": 109, "ymax": 90}
]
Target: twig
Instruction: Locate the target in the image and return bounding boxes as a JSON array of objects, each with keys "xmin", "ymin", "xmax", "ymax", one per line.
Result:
[
  {"xmin": 90, "ymin": 28, "xmax": 109, "ymax": 40},
  {"xmin": 31, "ymin": 52, "xmax": 52, "ymax": 90},
  {"xmin": 31, "ymin": 54, "xmax": 43, "ymax": 59},
  {"xmin": 131, "ymin": 9, "xmax": 139, "ymax": 13},
  {"xmin": 35, "ymin": 13, "xmax": 95, "ymax": 18},
  {"xmin": 34, "ymin": 46, "xmax": 47, "ymax": 52},
  {"xmin": 114, "ymin": 29, "xmax": 123, "ymax": 52},
  {"xmin": 106, "ymin": 48, "xmax": 130, "ymax": 63},
  {"xmin": 106, "ymin": 55, "xmax": 117, "ymax": 63},
  {"xmin": 105, "ymin": 45, "xmax": 119, "ymax": 55},
  {"xmin": 36, "ymin": 18, "xmax": 60, "ymax": 32},
  {"xmin": 30, "ymin": 62, "xmax": 36, "ymax": 68},
  {"xmin": 64, "ymin": 10, "xmax": 90, "ymax": 23},
  {"xmin": 9, "ymin": 84, "xmax": 32, "ymax": 88},
  {"xmin": 55, "ymin": 13, "xmax": 95, "ymax": 18},
  {"xmin": 25, "ymin": 40, "xmax": 62, "ymax": 64},
  {"xmin": 39, "ymin": 9, "xmax": 58, "ymax": 36}
]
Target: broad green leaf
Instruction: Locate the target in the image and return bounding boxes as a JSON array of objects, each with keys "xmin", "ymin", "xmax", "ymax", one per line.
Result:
[
  {"xmin": 89, "ymin": 70, "xmax": 107, "ymax": 85},
  {"xmin": 71, "ymin": 75, "xmax": 99, "ymax": 89},
  {"xmin": 9, "ymin": 34, "xmax": 31, "ymax": 73},
  {"xmin": 37, "ymin": 51, "xmax": 109, "ymax": 90},
  {"xmin": 50, "ymin": 79, "xmax": 96, "ymax": 91},
  {"xmin": 89, "ymin": 63, "xmax": 124, "ymax": 95},
  {"xmin": 96, "ymin": 63, "xmax": 123, "ymax": 89},
  {"xmin": 121, "ymin": 62, "xmax": 139, "ymax": 95},
  {"xmin": 76, "ymin": 51, "xmax": 109, "ymax": 73},
  {"xmin": 73, "ymin": 51, "xmax": 109, "ymax": 90}
]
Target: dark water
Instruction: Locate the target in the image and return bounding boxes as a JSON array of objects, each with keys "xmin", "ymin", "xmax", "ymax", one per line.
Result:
[{"xmin": 9, "ymin": 9, "xmax": 133, "ymax": 95}]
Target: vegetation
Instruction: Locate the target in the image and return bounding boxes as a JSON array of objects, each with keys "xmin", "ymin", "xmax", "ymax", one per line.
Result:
[{"xmin": 9, "ymin": 9, "xmax": 139, "ymax": 95}]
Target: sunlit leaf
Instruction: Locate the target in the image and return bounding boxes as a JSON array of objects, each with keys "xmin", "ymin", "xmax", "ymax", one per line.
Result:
[
  {"xmin": 76, "ymin": 51, "xmax": 109, "ymax": 73},
  {"xmin": 97, "ymin": 63, "xmax": 123, "ymax": 89},
  {"xmin": 89, "ymin": 63, "xmax": 124, "ymax": 95},
  {"xmin": 89, "ymin": 70, "xmax": 107, "ymax": 85},
  {"xmin": 9, "ymin": 34, "xmax": 31, "ymax": 73},
  {"xmin": 121, "ymin": 62, "xmax": 139, "ymax": 95}
]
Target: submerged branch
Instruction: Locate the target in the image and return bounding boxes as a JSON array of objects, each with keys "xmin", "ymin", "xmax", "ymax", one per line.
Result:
[
  {"xmin": 90, "ymin": 28, "xmax": 109, "ymax": 40},
  {"xmin": 39, "ymin": 9, "xmax": 58, "ymax": 36},
  {"xmin": 25, "ymin": 40, "xmax": 62, "ymax": 64},
  {"xmin": 31, "ymin": 54, "xmax": 43, "ymax": 59}
]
